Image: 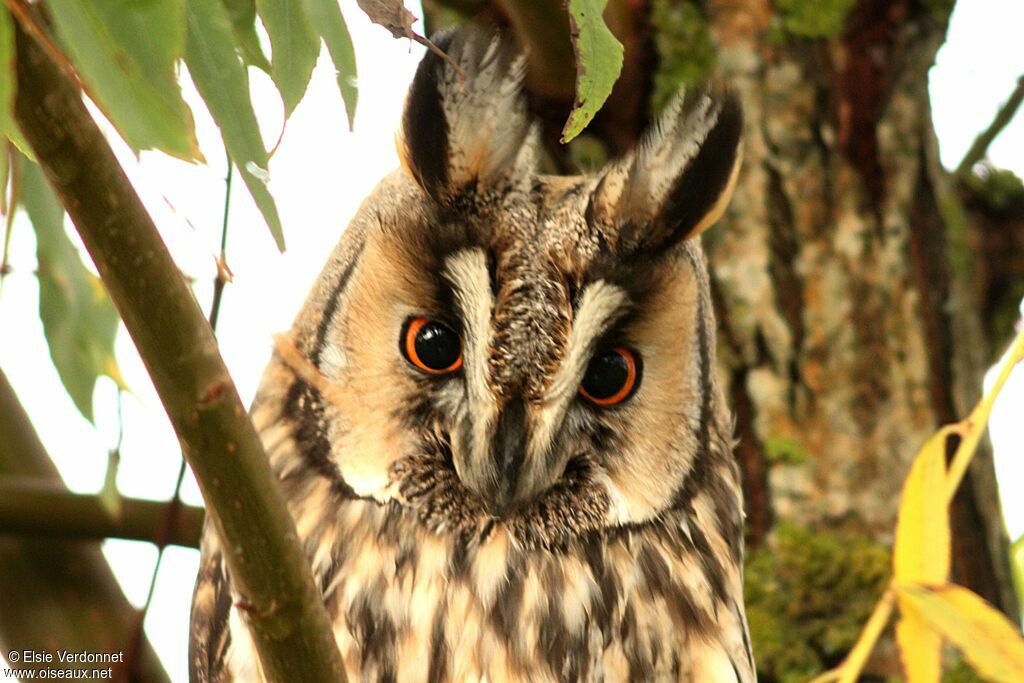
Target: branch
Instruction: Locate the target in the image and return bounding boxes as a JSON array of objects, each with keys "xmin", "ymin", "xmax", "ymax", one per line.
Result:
[
  {"xmin": 11, "ymin": 21, "xmax": 346, "ymax": 683},
  {"xmin": 956, "ymin": 74, "xmax": 1024, "ymax": 178},
  {"xmin": 0, "ymin": 477, "xmax": 203, "ymax": 547},
  {"xmin": 0, "ymin": 369, "xmax": 170, "ymax": 682}
]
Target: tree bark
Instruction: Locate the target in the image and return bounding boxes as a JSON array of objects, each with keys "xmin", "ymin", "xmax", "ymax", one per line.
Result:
[{"xmin": 701, "ymin": 0, "xmax": 1014, "ymax": 607}]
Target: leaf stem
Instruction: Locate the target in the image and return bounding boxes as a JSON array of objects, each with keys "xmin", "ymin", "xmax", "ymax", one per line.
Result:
[
  {"xmin": 946, "ymin": 325, "xmax": 1024, "ymax": 498},
  {"xmin": 208, "ymin": 154, "xmax": 233, "ymax": 330},
  {"xmin": 808, "ymin": 590, "xmax": 895, "ymax": 683}
]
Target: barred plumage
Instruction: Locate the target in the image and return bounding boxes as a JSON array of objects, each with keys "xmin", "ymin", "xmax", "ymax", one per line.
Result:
[{"xmin": 190, "ymin": 28, "xmax": 752, "ymax": 683}]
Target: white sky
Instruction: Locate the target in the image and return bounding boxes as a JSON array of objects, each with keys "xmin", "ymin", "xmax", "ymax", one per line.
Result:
[{"xmin": 0, "ymin": 1, "xmax": 1022, "ymax": 680}]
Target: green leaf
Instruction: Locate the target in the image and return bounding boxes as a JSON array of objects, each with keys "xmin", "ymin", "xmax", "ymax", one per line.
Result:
[
  {"xmin": 222, "ymin": 0, "xmax": 273, "ymax": 73},
  {"xmin": 304, "ymin": 0, "xmax": 358, "ymax": 129},
  {"xmin": 185, "ymin": 0, "xmax": 285, "ymax": 250},
  {"xmin": 0, "ymin": 9, "xmax": 14, "ymax": 140},
  {"xmin": 256, "ymin": 0, "xmax": 320, "ymax": 115},
  {"xmin": 21, "ymin": 158, "xmax": 123, "ymax": 423},
  {"xmin": 561, "ymin": 0, "xmax": 624, "ymax": 143},
  {"xmin": 46, "ymin": 0, "xmax": 200, "ymax": 160}
]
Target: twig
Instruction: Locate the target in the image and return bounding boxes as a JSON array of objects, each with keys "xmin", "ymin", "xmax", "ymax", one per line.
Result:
[
  {"xmin": 0, "ymin": 476, "xmax": 203, "ymax": 546},
  {"xmin": 12, "ymin": 21, "xmax": 346, "ymax": 683},
  {"xmin": 209, "ymin": 156, "xmax": 234, "ymax": 329},
  {"xmin": 955, "ymin": 74, "xmax": 1024, "ymax": 178}
]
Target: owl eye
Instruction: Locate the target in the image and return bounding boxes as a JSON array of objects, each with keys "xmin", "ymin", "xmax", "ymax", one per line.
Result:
[
  {"xmin": 579, "ymin": 348, "xmax": 641, "ymax": 406},
  {"xmin": 402, "ymin": 317, "xmax": 463, "ymax": 374}
]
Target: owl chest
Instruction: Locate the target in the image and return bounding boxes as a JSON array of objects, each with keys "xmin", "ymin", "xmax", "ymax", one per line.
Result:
[{"xmin": 298, "ymin": 500, "xmax": 721, "ymax": 683}]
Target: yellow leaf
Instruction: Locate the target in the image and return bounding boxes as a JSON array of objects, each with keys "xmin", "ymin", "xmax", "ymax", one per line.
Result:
[
  {"xmin": 896, "ymin": 609, "xmax": 941, "ymax": 683},
  {"xmin": 896, "ymin": 583, "xmax": 1024, "ymax": 683},
  {"xmin": 893, "ymin": 427, "xmax": 953, "ymax": 584}
]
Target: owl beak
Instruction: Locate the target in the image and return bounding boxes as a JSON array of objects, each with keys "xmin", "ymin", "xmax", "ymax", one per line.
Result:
[{"xmin": 488, "ymin": 397, "xmax": 528, "ymax": 516}]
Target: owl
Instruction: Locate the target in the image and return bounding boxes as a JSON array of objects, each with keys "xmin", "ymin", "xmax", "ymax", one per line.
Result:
[{"xmin": 190, "ymin": 28, "xmax": 752, "ymax": 683}]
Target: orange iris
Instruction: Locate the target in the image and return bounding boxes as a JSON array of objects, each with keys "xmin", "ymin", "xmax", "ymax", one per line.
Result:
[
  {"xmin": 579, "ymin": 347, "xmax": 639, "ymax": 407},
  {"xmin": 403, "ymin": 317, "xmax": 463, "ymax": 374}
]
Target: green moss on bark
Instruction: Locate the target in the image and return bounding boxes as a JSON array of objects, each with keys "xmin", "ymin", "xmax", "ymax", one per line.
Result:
[
  {"xmin": 649, "ymin": 0, "xmax": 716, "ymax": 114},
  {"xmin": 940, "ymin": 190, "xmax": 971, "ymax": 284},
  {"xmin": 961, "ymin": 166, "xmax": 1024, "ymax": 345},
  {"xmin": 776, "ymin": 0, "xmax": 854, "ymax": 38},
  {"xmin": 919, "ymin": 0, "xmax": 956, "ymax": 23},
  {"xmin": 764, "ymin": 436, "xmax": 810, "ymax": 465},
  {"xmin": 964, "ymin": 166, "xmax": 1024, "ymax": 212},
  {"xmin": 942, "ymin": 660, "xmax": 987, "ymax": 683},
  {"xmin": 744, "ymin": 522, "xmax": 890, "ymax": 682}
]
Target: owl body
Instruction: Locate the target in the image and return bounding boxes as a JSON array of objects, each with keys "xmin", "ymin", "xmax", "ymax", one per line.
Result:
[{"xmin": 191, "ymin": 31, "xmax": 753, "ymax": 683}]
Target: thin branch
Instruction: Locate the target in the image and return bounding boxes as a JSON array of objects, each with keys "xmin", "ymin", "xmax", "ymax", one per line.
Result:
[
  {"xmin": 956, "ymin": 74, "xmax": 1024, "ymax": 178},
  {"xmin": 0, "ymin": 477, "xmax": 203, "ymax": 547},
  {"xmin": 12, "ymin": 21, "xmax": 346, "ymax": 683},
  {"xmin": 209, "ymin": 155, "xmax": 233, "ymax": 330}
]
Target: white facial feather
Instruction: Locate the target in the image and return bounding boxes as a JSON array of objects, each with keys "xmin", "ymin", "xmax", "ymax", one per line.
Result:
[{"xmin": 531, "ymin": 280, "xmax": 629, "ymax": 456}]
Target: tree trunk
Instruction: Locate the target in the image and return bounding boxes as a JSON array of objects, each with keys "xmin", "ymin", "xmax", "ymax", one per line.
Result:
[
  {"xmin": 422, "ymin": 0, "xmax": 1019, "ymax": 678},
  {"xmin": 700, "ymin": 0, "xmax": 1017, "ymax": 675}
]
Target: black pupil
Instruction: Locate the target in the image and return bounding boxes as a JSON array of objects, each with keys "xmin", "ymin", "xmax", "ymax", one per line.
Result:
[
  {"xmin": 415, "ymin": 321, "xmax": 460, "ymax": 370},
  {"xmin": 582, "ymin": 352, "xmax": 629, "ymax": 400}
]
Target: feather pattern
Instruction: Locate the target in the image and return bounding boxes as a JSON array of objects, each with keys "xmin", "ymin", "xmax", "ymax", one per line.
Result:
[{"xmin": 190, "ymin": 27, "xmax": 752, "ymax": 683}]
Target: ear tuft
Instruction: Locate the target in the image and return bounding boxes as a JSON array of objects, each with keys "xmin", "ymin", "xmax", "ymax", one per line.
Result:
[
  {"xmin": 587, "ymin": 87, "xmax": 744, "ymax": 254},
  {"xmin": 398, "ymin": 28, "xmax": 532, "ymax": 204}
]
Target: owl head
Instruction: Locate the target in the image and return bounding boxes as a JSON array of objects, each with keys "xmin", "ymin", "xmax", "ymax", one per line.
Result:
[{"xmin": 277, "ymin": 29, "xmax": 743, "ymax": 549}]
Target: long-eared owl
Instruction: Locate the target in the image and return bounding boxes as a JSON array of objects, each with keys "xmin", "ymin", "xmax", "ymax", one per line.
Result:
[{"xmin": 191, "ymin": 27, "xmax": 753, "ymax": 683}]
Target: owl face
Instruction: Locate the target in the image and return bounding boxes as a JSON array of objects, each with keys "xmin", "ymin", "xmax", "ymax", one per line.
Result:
[{"xmin": 289, "ymin": 31, "xmax": 742, "ymax": 550}]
